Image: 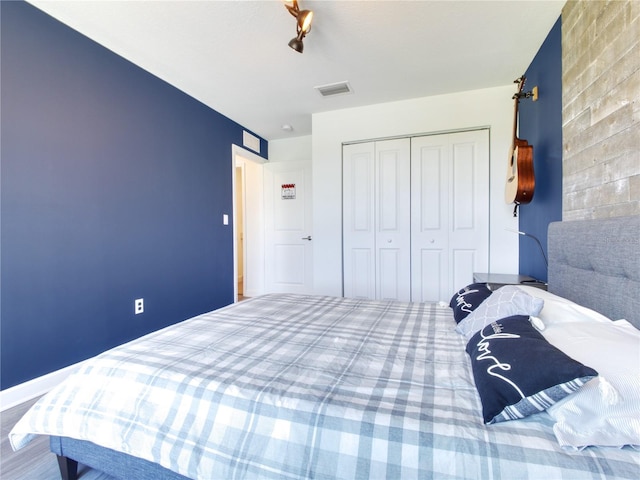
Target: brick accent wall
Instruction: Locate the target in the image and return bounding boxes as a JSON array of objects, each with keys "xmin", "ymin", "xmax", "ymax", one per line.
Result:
[{"xmin": 561, "ymin": 0, "xmax": 639, "ymax": 220}]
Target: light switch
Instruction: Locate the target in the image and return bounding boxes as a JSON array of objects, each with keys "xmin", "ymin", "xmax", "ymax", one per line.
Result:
[{"xmin": 223, "ymin": 214, "xmax": 229, "ymax": 225}]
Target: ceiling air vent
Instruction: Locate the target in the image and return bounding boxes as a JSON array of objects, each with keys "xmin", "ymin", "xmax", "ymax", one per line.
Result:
[{"xmin": 314, "ymin": 81, "xmax": 353, "ymax": 97}]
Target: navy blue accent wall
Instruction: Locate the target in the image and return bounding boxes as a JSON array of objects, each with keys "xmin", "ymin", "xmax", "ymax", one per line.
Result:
[
  {"xmin": 518, "ymin": 17, "xmax": 563, "ymax": 283},
  {"xmin": 1, "ymin": 1, "xmax": 267, "ymax": 389}
]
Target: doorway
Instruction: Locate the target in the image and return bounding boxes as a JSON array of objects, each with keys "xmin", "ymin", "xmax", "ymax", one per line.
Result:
[
  {"xmin": 235, "ymin": 165, "xmax": 245, "ymax": 297},
  {"xmin": 232, "ymin": 145, "xmax": 266, "ymax": 302}
]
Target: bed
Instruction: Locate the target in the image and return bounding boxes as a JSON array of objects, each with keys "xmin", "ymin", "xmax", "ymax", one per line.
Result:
[{"xmin": 9, "ymin": 215, "xmax": 640, "ymax": 479}]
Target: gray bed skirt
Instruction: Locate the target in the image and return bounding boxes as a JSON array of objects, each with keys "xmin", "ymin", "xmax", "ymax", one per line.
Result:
[{"xmin": 50, "ymin": 436, "xmax": 189, "ymax": 480}]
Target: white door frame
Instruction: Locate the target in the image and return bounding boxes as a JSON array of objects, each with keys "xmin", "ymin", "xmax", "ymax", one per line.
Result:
[{"xmin": 232, "ymin": 145, "xmax": 266, "ymax": 302}]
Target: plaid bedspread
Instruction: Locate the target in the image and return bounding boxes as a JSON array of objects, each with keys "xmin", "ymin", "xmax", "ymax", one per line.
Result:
[{"xmin": 9, "ymin": 294, "xmax": 639, "ymax": 479}]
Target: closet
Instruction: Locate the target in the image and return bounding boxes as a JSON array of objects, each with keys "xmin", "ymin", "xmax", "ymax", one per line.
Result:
[{"xmin": 342, "ymin": 129, "xmax": 489, "ymax": 302}]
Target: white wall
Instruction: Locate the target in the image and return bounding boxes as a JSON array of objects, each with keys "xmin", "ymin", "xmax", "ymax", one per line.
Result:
[
  {"xmin": 311, "ymin": 85, "xmax": 520, "ymax": 296},
  {"xmin": 269, "ymin": 135, "xmax": 312, "ymax": 163}
]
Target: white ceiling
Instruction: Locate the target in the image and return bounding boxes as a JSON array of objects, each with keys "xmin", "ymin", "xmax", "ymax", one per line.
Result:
[{"xmin": 28, "ymin": 0, "xmax": 564, "ymax": 141}]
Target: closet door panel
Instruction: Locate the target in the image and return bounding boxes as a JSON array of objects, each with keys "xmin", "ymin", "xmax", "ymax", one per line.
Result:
[
  {"xmin": 343, "ymin": 143, "xmax": 376, "ymax": 299},
  {"xmin": 452, "ymin": 249, "xmax": 477, "ymax": 296},
  {"xmin": 411, "ymin": 130, "xmax": 489, "ymax": 301},
  {"xmin": 451, "ymin": 142, "xmax": 476, "ymax": 230},
  {"xmin": 351, "ymin": 154, "xmax": 373, "ymax": 231},
  {"xmin": 378, "ymin": 248, "xmax": 402, "ymax": 300},
  {"xmin": 350, "ymin": 248, "xmax": 374, "ymax": 298},
  {"xmin": 417, "ymin": 144, "xmax": 444, "ymax": 230},
  {"xmin": 375, "ymin": 139, "xmax": 411, "ymax": 301},
  {"xmin": 414, "ymin": 249, "xmax": 444, "ymax": 303},
  {"xmin": 377, "ymin": 150, "xmax": 401, "ymax": 230},
  {"xmin": 449, "ymin": 130, "xmax": 490, "ymax": 284},
  {"xmin": 411, "ymin": 137, "xmax": 450, "ymax": 301}
]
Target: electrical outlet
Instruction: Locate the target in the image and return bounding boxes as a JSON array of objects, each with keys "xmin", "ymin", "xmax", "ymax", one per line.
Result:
[{"xmin": 134, "ymin": 298, "xmax": 144, "ymax": 315}]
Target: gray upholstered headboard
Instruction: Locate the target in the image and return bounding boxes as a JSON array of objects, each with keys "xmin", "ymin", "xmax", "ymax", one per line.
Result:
[{"xmin": 547, "ymin": 215, "xmax": 640, "ymax": 328}]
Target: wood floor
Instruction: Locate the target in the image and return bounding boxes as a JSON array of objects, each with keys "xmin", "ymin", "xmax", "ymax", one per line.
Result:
[{"xmin": 1, "ymin": 396, "xmax": 114, "ymax": 480}]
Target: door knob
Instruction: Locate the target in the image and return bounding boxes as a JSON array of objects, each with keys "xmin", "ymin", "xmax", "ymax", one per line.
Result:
[{"xmin": 301, "ymin": 236, "xmax": 312, "ymax": 241}]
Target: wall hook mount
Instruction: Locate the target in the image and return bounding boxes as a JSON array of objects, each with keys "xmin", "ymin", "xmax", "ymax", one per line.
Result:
[{"xmin": 514, "ymin": 85, "xmax": 539, "ymax": 101}]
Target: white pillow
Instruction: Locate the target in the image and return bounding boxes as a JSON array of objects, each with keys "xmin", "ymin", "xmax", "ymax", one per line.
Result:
[
  {"xmin": 516, "ymin": 286, "xmax": 612, "ymax": 327},
  {"xmin": 543, "ymin": 319, "xmax": 640, "ymax": 450},
  {"xmin": 455, "ymin": 285, "xmax": 544, "ymax": 341}
]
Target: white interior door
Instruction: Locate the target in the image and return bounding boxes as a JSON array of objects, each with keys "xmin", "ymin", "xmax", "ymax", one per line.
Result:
[
  {"xmin": 343, "ymin": 139, "xmax": 411, "ymax": 301},
  {"xmin": 264, "ymin": 161, "xmax": 313, "ymax": 294},
  {"xmin": 410, "ymin": 129, "xmax": 489, "ymax": 302}
]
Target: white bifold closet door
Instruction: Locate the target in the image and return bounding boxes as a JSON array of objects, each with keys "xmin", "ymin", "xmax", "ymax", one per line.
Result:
[
  {"xmin": 343, "ymin": 130, "xmax": 489, "ymax": 302},
  {"xmin": 410, "ymin": 130, "xmax": 489, "ymax": 302},
  {"xmin": 342, "ymin": 138, "xmax": 411, "ymax": 301}
]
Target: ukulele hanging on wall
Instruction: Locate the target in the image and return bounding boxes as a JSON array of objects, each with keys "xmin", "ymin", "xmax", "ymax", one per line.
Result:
[{"xmin": 505, "ymin": 75, "xmax": 535, "ymax": 216}]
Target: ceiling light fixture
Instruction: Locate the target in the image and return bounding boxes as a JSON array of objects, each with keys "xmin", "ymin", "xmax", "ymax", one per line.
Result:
[{"xmin": 285, "ymin": 0, "xmax": 313, "ymax": 53}]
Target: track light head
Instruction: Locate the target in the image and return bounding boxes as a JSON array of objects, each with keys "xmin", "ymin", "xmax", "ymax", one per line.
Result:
[
  {"xmin": 285, "ymin": 1, "xmax": 313, "ymax": 53},
  {"xmin": 288, "ymin": 36, "xmax": 304, "ymax": 53}
]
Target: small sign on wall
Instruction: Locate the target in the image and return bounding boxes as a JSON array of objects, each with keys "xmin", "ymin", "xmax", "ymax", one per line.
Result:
[{"xmin": 281, "ymin": 184, "xmax": 296, "ymax": 200}]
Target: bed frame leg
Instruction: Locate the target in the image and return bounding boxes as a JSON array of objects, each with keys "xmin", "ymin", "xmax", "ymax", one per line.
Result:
[{"xmin": 56, "ymin": 455, "xmax": 78, "ymax": 480}]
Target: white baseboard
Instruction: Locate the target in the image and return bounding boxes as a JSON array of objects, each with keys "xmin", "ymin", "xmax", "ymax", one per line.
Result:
[
  {"xmin": 0, "ymin": 362, "xmax": 83, "ymax": 412},
  {"xmin": 243, "ymin": 288, "xmax": 262, "ymax": 298}
]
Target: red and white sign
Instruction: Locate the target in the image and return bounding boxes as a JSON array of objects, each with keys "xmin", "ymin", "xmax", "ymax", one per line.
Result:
[{"xmin": 281, "ymin": 183, "xmax": 296, "ymax": 200}]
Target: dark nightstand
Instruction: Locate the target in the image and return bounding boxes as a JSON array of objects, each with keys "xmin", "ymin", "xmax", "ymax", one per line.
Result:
[{"xmin": 473, "ymin": 272, "xmax": 547, "ymax": 290}]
